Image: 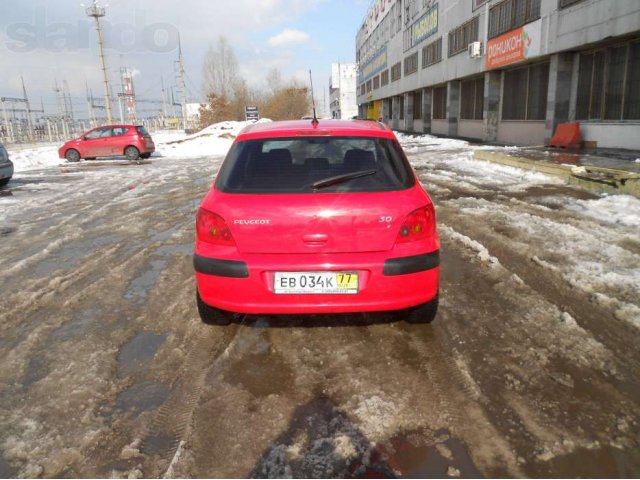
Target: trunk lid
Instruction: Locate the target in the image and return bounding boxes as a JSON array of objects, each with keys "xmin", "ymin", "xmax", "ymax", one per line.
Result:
[{"xmin": 216, "ymin": 189, "xmax": 426, "ymax": 254}]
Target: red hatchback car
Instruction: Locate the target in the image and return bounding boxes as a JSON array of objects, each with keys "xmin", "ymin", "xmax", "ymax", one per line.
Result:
[
  {"xmin": 194, "ymin": 119, "xmax": 440, "ymax": 324},
  {"xmin": 58, "ymin": 125, "xmax": 155, "ymax": 162}
]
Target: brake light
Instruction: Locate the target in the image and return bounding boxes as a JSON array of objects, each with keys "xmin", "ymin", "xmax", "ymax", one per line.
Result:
[
  {"xmin": 196, "ymin": 208, "xmax": 236, "ymax": 246},
  {"xmin": 396, "ymin": 205, "xmax": 436, "ymax": 243}
]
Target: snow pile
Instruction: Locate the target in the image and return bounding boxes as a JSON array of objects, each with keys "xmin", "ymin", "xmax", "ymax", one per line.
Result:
[
  {"xmin": 565, "ymin": 195, "xmax": 640, "ymax": 228},
  {"xmin": 7, "ymin": 144, "xmax": 63, "ymax": 173},
  {"xmin": 395, "ymin": 132, "xmax": 470, "ymax": 150},
  {"xmin": 156, "ymin": 119, "xmax": 271, "ymax": 159}
]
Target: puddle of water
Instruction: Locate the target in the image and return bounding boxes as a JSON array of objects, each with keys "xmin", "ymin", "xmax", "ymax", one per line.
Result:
[
  {"xmin": 117, "ymin": 331, "xmax": 166, "ymax": 378},
  {"xmin": 115, "ymin": 381, "xmax": 169, "ymax": 415},
  {"xmin": 124, "ymin": 259, "xmax": 168, "ymax": 304},
  {"xmin": 150, "ymin": 224, "xmax": 183, "ymax": 243},
  {"xmin": 154, "ymin": 243, "xmax": 192, "ymax": 257},
  {"xmin": 33, "ymin": 234, "xmax": 123, "ymax": 276},
  {"xmin": 355, "ymin": 429, "xmax": 483, "ymax": 479},
  {"xmin": 536, "ymin": 444, "xmax": 640, "ymax": 477},
  {"xmin": 49, "ymin": 307, "xmax": 101, "ymax": 342},
  {"xmin": 0, "ymin": 453, "xmax": 18, "ymax": 478},
  {"xmin": 223, "ymin": 350, "xmax": 294, "ymax": 398},
  {"xmin": 22, "ymin": 354, "xmax": 49, "ymax": 388}
]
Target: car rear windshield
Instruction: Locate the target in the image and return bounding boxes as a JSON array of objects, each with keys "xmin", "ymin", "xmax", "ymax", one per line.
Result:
[
  {"xmin": 215, "ymin": 136, "xmax": 415, "ymax": 194},
  {"xmin": 136, "ymin": 126, "xmax": 150, "ymax": 135}
]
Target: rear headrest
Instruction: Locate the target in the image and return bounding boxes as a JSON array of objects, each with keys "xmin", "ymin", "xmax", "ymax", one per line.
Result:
[
  {"xmin": 344, "ymin": 149, "xmax": 375, "ymax": 171},
  {"xmin": 304, "ymin": 157, "xmax": 330, "ymax": 169},
  {"xmin": 266, "ymin": 148, "xmax": 293, "ymax": 168}
]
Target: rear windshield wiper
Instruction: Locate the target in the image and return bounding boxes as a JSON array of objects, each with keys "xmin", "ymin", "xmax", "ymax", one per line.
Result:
[{"xmin": 312, "ymin": 170, "xmax": 377, "ymax": 190}]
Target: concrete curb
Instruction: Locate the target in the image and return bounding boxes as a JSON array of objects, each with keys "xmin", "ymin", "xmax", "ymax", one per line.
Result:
[{"xmin": 474, "ymin": 150, "xmax": 640, "ymax": 198}]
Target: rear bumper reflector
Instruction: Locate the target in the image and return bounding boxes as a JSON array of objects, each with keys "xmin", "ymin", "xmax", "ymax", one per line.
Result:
[
  {"xmin": 193, "ymin": 254, "xmax": 249, "ymax": 278},
  {"xmin": 383, "ymin": 250, "xmax": 440, "ymax": 276}
]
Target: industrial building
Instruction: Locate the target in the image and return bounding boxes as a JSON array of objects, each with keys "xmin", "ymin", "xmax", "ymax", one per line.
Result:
[
  {"xmin": 329, "ymin": 63, "xmax": 358, "ymax": 119},
  {"xmin": 356, "ymin": 0, "xmax": 640, "ymax": 149}
]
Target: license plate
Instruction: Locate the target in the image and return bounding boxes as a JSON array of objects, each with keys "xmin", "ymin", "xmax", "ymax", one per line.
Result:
[{"xmin": 274, "ymin": 272, "xmax": 358, "ymax": 294}]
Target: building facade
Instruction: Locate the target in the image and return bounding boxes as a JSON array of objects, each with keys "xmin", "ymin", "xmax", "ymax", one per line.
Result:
[
  {"xmin": 329, "ymin": 63, "xmax": 358, "ymax": 119},
  {"xmin": 356, "ymin": 0, "xmax": 640, "ymax": 149}
]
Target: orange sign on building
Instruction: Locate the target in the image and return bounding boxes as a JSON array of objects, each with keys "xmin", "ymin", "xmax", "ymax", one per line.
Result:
[{"xmin": 485, "ymin": 20, "xmax": 541, "ymax": 70}]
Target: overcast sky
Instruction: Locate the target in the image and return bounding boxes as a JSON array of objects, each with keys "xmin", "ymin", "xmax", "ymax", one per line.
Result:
[{"xmin": 0, "ymin": 0, "xmax": 369, "ymax": 118}]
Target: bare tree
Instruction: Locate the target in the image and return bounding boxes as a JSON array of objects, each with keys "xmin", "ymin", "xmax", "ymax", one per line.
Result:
[{"xmin": 202, "ymin": 36, "xmax": 239, "ymax": 99}]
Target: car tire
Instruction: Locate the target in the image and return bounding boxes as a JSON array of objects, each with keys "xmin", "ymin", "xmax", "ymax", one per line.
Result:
[
  {"xmin": 140, "ymin": 153, "xmax": 151, "ymax": 159},
  {"xmin": 196, "ymin": 291, "xmax": 233, "ymax": 325},
  {"xmin": 65, "ymin": 149, "xmax": 80, "ymax": 162},
  {"xmin": 124, "ymin": 146, "xmax": 140, "ymax": 160},
  {"xmin": 0, "ymin": 177, "xmax": 10, "ymax": 187},
  {"xmin": 405, "ymin": 294, "xmax": 439, "ymax": 324}
]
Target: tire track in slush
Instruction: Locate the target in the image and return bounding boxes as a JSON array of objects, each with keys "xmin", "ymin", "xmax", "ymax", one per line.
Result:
[{"xmin": 140, "ymin": 322, "xmax": 241, "ymax": 477}]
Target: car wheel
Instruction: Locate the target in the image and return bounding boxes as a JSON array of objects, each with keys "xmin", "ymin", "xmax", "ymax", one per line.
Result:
[
  {"xmin": 0, "ymin": 177, "xmax": 10, "ymax": 187},
  {"xmin": 140, "ymin": 153, "xmax": 151, "ymax": 159},
  {"xmin": 405, "ymin": 295, "xmax": 439, "ymax": 324},
  {"xmin": 65, "ymin": 149, "xmax": 80, "ymax": 162},
  {"xmin": 196, "ymin": 291, "xmax": 233, "ymax": 325},
  {"xmin": 124, "ymin": 146, "xmax": 140, "ymax": 160}
]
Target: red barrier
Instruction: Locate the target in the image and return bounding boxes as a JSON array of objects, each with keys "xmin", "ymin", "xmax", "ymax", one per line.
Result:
[{"xmin": 549, "ymin": 122, "xmax": 581, "ymax": 148}]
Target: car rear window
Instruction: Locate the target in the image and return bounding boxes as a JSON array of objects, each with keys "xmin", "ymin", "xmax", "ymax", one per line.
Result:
[
  {"xmin": 215, "ymin": 136, "xmax": 415, "ymax": 194},
  {"xmin": 136, "ymin": 126, "xmax": 149, "ymax": 135}
]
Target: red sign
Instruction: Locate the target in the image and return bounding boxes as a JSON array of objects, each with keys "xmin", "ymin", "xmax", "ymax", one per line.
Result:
[{"xmin": 485, "ymin": 27, "xmax": 526, "ymax": 70}]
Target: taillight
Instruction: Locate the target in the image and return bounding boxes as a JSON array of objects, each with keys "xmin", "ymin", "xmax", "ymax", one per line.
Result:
[
  {"xmin": 396, "ymin": 205, "xmax": 436, "ymax": 244},
  {"xmin": 196, "ymin": 208, "xmax": 236, "ymax": 246}
]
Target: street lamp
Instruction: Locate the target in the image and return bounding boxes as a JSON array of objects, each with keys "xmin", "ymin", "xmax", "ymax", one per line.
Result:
[{"xmin": 85, "ymin": 1, "xmax": 113, "ymax": 124}]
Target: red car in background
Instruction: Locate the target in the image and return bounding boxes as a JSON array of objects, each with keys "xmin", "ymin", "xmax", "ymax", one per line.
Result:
[
  {"xmin": 58, "ymin": 125, "xmax": 155, "ymax": 162},
  {"xmin": 194, "ymin": 119, "xmax": 440, "ymax": 325}
]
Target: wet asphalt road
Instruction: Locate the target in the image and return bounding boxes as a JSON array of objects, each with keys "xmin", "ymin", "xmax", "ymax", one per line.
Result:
[{"xmin": 0, "ymin": 146, "xmax": 639, "ymax": 478}]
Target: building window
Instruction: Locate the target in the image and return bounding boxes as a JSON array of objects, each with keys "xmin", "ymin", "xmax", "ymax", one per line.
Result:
[
  {"xmin": 576, "ymin": 41, "xmax": 640, "ymax": 121},
  {"xmin": 360, "ymin": 83, "xmax": 366, "ymax": 96},
  {"xmin": 502, "ymin": 62, "xmax": 549, "ymax": 120},
  {"xmin": 404, "ymin": 51, "xmax": 419, "ymax": 76},
  {"xmin": 366, "ymin": 79, "xmax": 373, "ymax": 93},
  {"xmin": 413, "ymin": 90, "xmax": 423, "ymax": 119},
  {"xmin": 391, "ymin": 62, "xmax": 402, "ymax": 82},
  {"xmin": 399, "ymin": 95, "xmax": 405, "ymax": 120},
  {"xmin": 448, "ymin": 16, "xmax": 479, "ymax": 57},
  {"xmin": 460, "ymin": 77, "xmax": 484, "ymax": 120},
  {"xmin": 559, "ymin": 0, "xmax": 583, "ymax": 7},
  {"xmin": 422, "ymin": 37, "xmax": 442, "ymax": 68},
  {"xmin": 381, "ymin": 69, "xmax": 390, "ymax": 86},
  {"xmin": 473, "ymin": 0, "xmax": 488, "ymax": 9},
  {"xmin": 432, "ymin": 85, "xmax": 447, "ymax": 119},
  {"xmin": 488, "ymin": 0, "xmax": 540, "ymax": 39},
  {"xmin": 373, "ymin": 75, "xmax": 380, "ymax": 90}
]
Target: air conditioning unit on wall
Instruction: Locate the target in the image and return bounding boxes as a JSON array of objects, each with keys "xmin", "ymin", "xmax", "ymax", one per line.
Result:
[{"xmin": 468, "ymin": 41, "xmax": 483, "ymax": 58}]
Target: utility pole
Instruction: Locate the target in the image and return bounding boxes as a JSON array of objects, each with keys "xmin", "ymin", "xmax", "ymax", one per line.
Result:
[
  {"xmin": 160, "ymin": 76, "xmax": 168, "ymax": 119},
  {"xmin": 86, "ymin": 0, "xmax": 113, "ymax": 124},
  {"xmin": 86, "ymin": 80, "xmax": 96, "ymax": 127},
  {"xmin": 21, "ymin": 76, "xmax": 34, "ymax": 140},
  {"xmin": 177, "ymin": 33, "xmax": 188, "ymax": 131}
]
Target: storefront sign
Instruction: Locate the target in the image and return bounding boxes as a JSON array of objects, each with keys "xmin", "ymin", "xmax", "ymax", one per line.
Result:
[
  {"xmin": 411, "ymin": 4, "xmax": 438, "ymax": 49},
  {"xmin": 485, "ymin": 19, "xmax": 541, "ymax": 70},
  {"xmin": 359, "ymin": 46, "xmax": 387, "ymax": 83}
]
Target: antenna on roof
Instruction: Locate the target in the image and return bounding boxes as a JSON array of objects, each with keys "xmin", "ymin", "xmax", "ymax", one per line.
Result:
[{"xmin": 309, "ymin": 70, "xmax": 318, "ymax": 126}]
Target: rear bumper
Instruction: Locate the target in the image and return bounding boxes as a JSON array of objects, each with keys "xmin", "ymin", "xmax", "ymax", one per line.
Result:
[
  {"xmin": 0, "ymin": 161, "xmax": 13, "ymax": 180},
  {"xmin": 194, "ymin": 250, "xmax": 440, "ymax": 314}
]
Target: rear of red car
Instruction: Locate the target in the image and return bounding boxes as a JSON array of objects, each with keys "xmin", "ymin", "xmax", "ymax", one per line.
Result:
[{"xmin": 194, "ymin": 120, "xmax": 439, "ymax": 323}]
